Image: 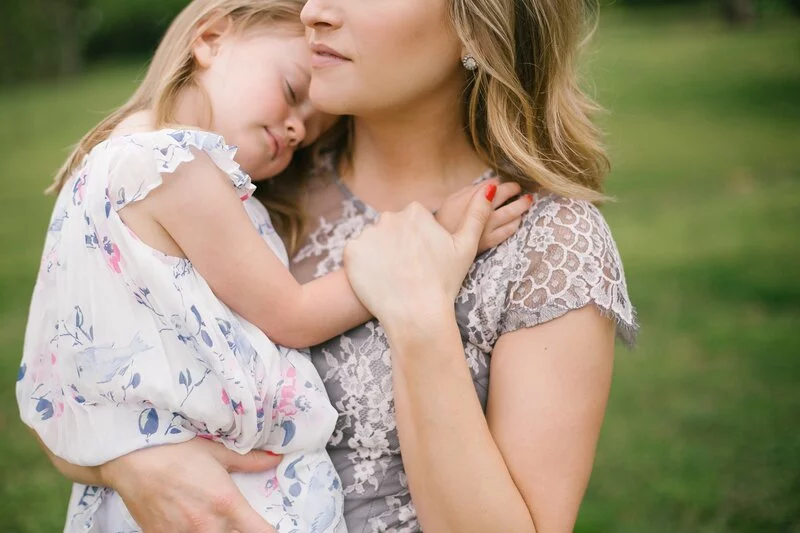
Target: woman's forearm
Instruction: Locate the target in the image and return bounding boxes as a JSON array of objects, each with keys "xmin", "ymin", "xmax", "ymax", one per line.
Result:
[
  {"xmin": 31, "ymin": 430, "xmax": 106, "ymax": 486},
  {"xmin": 384, "ymin": 311, "xmax": 536, "ymax": 533}
]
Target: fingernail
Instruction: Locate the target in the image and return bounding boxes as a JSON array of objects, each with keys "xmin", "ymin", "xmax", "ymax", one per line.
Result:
[
  {"xmin": 525, "ymin": 193, "xmax": 533, "ymax": 202},
  {"xmin": 265, "ymin": 451, "xmax": 281, "ymax": 457},
  {"xmin": 485, "ymin": 184, "xmax": 497, "ymax": 202}
]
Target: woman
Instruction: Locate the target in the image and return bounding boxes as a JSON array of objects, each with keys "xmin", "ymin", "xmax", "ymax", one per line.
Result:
[{"xmin": 38, "ymin": 0, "xmax": 637, "ymax": 531}]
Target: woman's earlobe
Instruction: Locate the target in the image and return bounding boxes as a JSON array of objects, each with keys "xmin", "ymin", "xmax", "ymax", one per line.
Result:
[{"xmin": 460, "ymin": 40, "xmax": 479, "ymax": 71}]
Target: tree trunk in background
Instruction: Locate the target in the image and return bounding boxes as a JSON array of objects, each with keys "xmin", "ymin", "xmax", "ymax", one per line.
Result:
[
  {"xmin": 52, "ymin": 0, "xmax": 89, "ymax": 77},
  {"xmin": 722, "ymin": 0, "xmax": 756, "ymax": 25},
  {"xmin": 0, "ymin": 0, "xmax": 88, "ymax": 84}
]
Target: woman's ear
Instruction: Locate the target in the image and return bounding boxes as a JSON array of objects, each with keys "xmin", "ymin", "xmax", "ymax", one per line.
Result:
[{"xmin": 192, "ymin": 14, "xmax": 233, "ymax": 69}]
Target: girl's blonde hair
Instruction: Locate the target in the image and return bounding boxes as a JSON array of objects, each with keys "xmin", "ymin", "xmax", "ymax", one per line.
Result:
[
  {"xmin": 453, "ymin": 0, "xmax": 609, "ymax": 201},
  {"xmin": 48, "ymin": 0, "xmax": 309, "ymax": 251}
]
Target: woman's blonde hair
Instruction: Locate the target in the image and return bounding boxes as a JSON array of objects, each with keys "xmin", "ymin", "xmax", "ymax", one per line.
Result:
[
  {"xmin": 48, "ymin": 0, "xmax": 309, "ymax": 251},
  {"xmin": 322, "ymin": 0, "xmax": 609, "ymax": 202},
  {"xmin": 453, "ymin": 0, "xmax": 609, "ymax": 201}
]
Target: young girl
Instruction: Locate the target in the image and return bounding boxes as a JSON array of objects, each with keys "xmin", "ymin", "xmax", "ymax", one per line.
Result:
[{"xmin": 15, "ymin": 0, "xmax": 532, "ymax": 532}]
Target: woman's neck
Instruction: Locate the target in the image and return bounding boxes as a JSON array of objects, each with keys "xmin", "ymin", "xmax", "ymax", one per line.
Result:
[{"xmin": 344, "ymin": 92, "xmax": 488, "ymax": 212}]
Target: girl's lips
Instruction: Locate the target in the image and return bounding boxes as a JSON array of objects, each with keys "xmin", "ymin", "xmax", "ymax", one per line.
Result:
[{"xmin": 265, "ymin": 128, "xmax": 285, "ymax": 160}]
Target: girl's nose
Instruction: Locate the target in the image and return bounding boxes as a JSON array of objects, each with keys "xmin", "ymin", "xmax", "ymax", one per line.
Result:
[{"xmin": 286, "ymin": 115, "xmax": 306, "ymax": 148}]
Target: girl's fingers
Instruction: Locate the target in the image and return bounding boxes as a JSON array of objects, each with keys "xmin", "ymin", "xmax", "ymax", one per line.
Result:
[{"xmin": 486, "ymin": 194, "xmax": 533, "ymax": 230}]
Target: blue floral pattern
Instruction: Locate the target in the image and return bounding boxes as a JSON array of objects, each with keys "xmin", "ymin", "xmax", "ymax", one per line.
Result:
[{"xmin": 16, "ymin": 130, "xmax": 345, "ymax": 533}]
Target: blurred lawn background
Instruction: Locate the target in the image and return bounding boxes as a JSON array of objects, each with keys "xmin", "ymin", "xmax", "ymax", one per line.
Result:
[{"xmin": 1, "ymin": 2, "xmax": 798, "ymax": 532}]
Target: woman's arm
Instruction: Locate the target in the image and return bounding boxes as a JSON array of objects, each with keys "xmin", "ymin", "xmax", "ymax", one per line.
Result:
[
  {"xmin": 31, "ymin": 430, "xmax": 105, "ymax": 486},
  {"xmin": 385, "ymin": 305, "xmax": 614, "ymax": 533},
  {"xmin": 33, "ymin": 434, "xmax": 281, "ymax": 533},
  {"xmin": 343, "ymin": 188, "xmax": 618, "ymax": 532}
]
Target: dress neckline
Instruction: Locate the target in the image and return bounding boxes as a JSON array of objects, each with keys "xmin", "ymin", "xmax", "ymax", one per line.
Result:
[{"xmin": 330, "ymin": 161, "xmax": 497, "ymax": 217}]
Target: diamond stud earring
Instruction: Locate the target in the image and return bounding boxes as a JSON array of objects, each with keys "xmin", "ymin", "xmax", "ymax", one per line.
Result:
[{"xmin": 461, "ymin": 55, "xmax": 478, "ymax": 71}]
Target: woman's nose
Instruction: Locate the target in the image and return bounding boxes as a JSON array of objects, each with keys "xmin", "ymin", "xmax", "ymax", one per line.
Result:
[{"xmin": 301, "ymin": 0, "xmax": 341, "ymax": 30}]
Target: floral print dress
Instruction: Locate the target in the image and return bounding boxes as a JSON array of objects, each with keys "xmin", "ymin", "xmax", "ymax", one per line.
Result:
[{"xmin": 16, "ymin": 130, "xmax": 345, "ymax": 533}]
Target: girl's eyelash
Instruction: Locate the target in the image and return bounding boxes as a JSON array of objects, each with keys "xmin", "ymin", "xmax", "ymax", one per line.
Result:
[{"xmin": 285, "ymin": 80, "xmax": 297, "ymax": 105}]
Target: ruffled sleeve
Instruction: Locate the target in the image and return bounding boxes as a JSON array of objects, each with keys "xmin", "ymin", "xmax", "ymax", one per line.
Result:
[
  {"xmin": 105, "ymin": 129, "xmax": 256, "ymax": 211},
  {"xmin": 497, "ymin": 194, "xmax": 638, "ymax": 346}
]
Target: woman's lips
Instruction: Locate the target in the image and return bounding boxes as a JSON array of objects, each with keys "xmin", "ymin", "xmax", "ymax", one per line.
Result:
[{"xmin": 310, "ymin": 42, "xmax": 350, "ymax": 68}]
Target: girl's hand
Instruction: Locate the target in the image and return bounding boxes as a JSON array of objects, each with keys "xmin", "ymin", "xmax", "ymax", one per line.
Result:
[
  {"xmin": 435, "ymin": 180, "xmax": 532, "ymax": 254},
  {"xmin": 102, "ymin": 438, "xmax": 280, "ymax": 533},
  {"xmin": 344, "ymin": 184, "xmax": 495, "ymax": 326}
]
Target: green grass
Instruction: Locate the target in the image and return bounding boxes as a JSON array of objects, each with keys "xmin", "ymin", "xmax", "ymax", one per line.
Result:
[
  {"xmin": 1, "ymin": 9, "xmax": 798, "ymax": 533},
  {"xmin": 577, "ymin": 9, "xmax": 800, "ymax": 533}
]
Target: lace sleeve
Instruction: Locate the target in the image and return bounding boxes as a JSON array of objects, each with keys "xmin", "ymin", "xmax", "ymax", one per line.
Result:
[{"xmin": 497, "ymin": 194, "xmax": 638, "ymax": 346}]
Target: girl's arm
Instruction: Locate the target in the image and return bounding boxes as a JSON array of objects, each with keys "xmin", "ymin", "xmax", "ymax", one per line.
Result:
[
  {"xmin": 123, "ymin": 153, "xmax": 370, "ymax": 348},
  {"xmin": 129, "ymin": 155, "xmax": 526, "ymax": 348}
]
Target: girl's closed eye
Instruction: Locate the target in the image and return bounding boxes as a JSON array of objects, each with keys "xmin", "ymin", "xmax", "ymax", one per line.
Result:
[{"xmin": 285, "ymin": 79, "xmax": 298, "ymax": 106}]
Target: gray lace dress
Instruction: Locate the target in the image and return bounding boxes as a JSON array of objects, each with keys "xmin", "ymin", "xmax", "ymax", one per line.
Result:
[{"xmin": 289, "ymin": 157, "xmax": 638, "ymax": 532}]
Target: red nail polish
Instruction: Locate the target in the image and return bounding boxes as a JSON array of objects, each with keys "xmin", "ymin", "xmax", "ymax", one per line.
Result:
[
  {"xmin": 485, "ymin": 184, "xmax": 497, "ymax": 202},
  {"xmin": 525, "ymin": 193, "xmax": 533, "ymax": 202}
]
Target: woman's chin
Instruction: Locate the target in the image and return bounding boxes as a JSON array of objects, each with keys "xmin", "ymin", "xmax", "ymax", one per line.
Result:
[{"xmin": 309, "ymin": 84, "xmax": 359, "ymax": 116}]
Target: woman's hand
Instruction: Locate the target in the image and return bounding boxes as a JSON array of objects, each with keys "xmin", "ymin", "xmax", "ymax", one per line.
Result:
[
  {"xmin": 435, "ymin": 180, "xmax": 532, "ymax": 255},
  {"xmin": 101, "ymin": 438, "xmax": 280, "ymax": 533},
  {"xmin": 344, "ymin": 183, "xmax": 495, "ymax": 326}
]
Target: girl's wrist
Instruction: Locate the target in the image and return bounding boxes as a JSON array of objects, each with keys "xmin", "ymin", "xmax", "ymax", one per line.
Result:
[{"xmin": 381, "ymin": 294, "xmax": 456, "ymax": 346}]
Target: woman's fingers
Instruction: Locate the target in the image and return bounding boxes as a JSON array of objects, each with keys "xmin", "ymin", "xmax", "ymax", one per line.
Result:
[
  {"xmin": 454, "ymin": 184, "xmax": 495, "ymax": 255},
  {"xmin": 105, "ymin": 438, "xmax": 280, "ymax": 533},
  {"xmin": 198, "ymin": 438, "xmax": 282, "ymax": 474},
  {"xmin": 486, "ymin": 194, "xmax": 533, "ymax": 230},
  {"xmin": 490, "ymin": 181, "xmax": 522, "ymax": 208},
  {"xmin": 228, "ymin": 494, "xmax": 278, "ymax": 533},
  {"xmin": 224, "ymin": 449, "xmax": 282, "ymax": 474}
]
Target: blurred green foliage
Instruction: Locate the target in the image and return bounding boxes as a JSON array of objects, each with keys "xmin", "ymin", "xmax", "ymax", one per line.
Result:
[
  {"xmin": 0, "ymin": 0, "xmax": 185, "ymax": 84},
  {"xmin": 0, "ymin": 0, "xmax": 89, "ymax": 83},
  {"xmin": 83, "ymin": 0, "xmax": 187, "ymax": 61}
]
